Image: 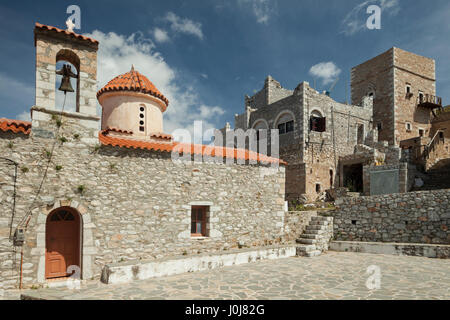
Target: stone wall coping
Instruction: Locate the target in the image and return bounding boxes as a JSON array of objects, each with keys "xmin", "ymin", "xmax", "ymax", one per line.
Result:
[
  {"xmin": 332, "ymin": 240, "xmax": 450, "ymax": 248},
  {"xmin": 104, "ymin": 244, "xmax": 296, "ymax": 268},
  {"xmin": 336, "ymin": 189, "xmax": 450, "ymax": 204},
  {"xmin": 31, "ymin": 106, "xmax": 100, "ymax": 121}
]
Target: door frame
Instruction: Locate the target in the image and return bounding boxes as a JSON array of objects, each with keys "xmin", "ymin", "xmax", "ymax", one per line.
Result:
[
  {"xmin": 35, "ymin": 199, "xmax": 96, "ymax": 284},
  {"xmin": 45, "ymin": 207, "xmax": 82, "ymax": 280}
]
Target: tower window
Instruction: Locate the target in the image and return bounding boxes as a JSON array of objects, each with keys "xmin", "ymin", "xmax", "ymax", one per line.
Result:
[
  {"xmin": 419, "ymin": 129, "xmax": 424, "ymax": 137},
  {"xmin": 377, "ymin": 122, "xmax": 382, "ymax": 131},
  {"xmin": 316, "ymin": 184, "xmax": 321, "ymax": 193},
  {"xmin": 418, "ymin": 91, "xmax": 424, "ymax": 103},
  {"xmin": 406, "ymin": 122, "xmax": 412, "ymax": 132}
]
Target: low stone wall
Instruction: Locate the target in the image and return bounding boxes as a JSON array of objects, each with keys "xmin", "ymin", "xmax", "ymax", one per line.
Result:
[
  {"xmin": 333, "ymin": 190, "xmax": 450, "ymax": 244},
  {"xmin": 283, "ymin": 211, "xmax": 318, "ymax": 242},
  {"xmin": 330, "ymin": 241, "xmax": 450, "ymax": 259},
  {"xmin": 101, "ymin": 245, "xmax": 297, "ymax": 285}
]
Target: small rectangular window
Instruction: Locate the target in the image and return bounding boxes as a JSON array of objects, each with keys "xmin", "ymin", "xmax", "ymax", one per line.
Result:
[
  {"xmin": 418, "ymin": 91, "xmax": 424, "ymax": 103},
  {"xmin": 139, "ymin": 126, "xmax": 145, "ymax": 132},
  {"xmin": 439, "ymin": 131, "xmax": 444, "ymax": 139},
  {"xmin": 419, "ymin": 129, "xmax": 424, "ymax": 137},
  {"xmin": 285, "ymin": 121, "xmax": 294, "ymax": 133},
  {"xmin": 377, "ymin": 122, "xmax": 382, "ymax": 131},
  {"xmin": 191, "ymin": 206, "xmax": 209, "ymax": 237},
  {"xmin": 278, "ymin": 123, "xmax": 286, "ymax": 135}
]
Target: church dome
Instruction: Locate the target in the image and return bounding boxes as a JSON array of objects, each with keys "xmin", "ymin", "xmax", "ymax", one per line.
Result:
[{"xmin": 97, "ymin": 66, "xmax": 169, "ymax": 110}]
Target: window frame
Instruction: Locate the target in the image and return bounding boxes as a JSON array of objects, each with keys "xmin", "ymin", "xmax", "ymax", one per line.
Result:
[
  {"xmin": 191, "ymin": 206, "xmax": 209, "ymax": 237},
  {"xmin": 310, "ymin": 116, "xmax": 326, "ymax": 133}
]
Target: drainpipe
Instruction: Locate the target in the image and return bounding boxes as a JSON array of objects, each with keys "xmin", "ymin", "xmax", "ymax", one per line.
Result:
[{"xmin": 19, "ymin": 215, "xmax": 31, "ymax": 290}]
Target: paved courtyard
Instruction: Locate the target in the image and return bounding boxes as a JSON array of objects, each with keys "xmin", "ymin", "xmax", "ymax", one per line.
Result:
[{"xmin": 8, "ymin": 252, "xmax": 450, "ymax": 300}]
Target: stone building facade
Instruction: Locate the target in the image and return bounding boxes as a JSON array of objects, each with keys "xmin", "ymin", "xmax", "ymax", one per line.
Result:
[
  {"xmin": 0, "ymin": 23, "xmax": 287, "ymax": 289},
  {"xmin": 228, "ymin": 76, "xmax": 374, "ymax": 202},
  {"xmin": 225, "ymin": 47, "xmax": 448, "ymax": 202}
]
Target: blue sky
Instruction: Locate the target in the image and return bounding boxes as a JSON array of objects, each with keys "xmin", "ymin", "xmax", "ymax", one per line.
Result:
[{"xmin": 0, "ymin": 0, "xmax": 449, "ymax": 134}]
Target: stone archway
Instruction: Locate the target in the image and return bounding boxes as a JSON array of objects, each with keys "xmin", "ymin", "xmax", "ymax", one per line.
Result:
[{"xmin": 35, "ymin": 200, "xmax": 96, "ymax": 283}]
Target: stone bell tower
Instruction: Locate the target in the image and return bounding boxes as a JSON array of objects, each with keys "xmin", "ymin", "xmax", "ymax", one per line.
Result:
[{"xmin": 31, "ymin": 22, "xmax": 100, "ymax": 142}]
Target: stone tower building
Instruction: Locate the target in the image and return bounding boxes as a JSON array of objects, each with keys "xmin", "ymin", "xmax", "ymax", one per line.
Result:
[
  {"xmin": 32, "ymin": 23, "xmax": 100, "ymax": 143},
  {"xmin": 351, "ymin": 47, "xmax": 440, "ymax": 146}
]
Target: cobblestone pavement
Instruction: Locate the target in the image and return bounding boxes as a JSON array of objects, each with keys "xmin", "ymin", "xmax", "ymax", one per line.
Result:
[{"xmin": 10, "ymin": 252, "xmax": 450, "ymax": 300}]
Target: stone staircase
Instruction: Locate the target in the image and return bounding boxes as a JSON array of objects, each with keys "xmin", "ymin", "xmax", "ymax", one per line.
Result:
[
  {"xmin": 296, "ymin": 216, "xmax": 333, "ymax": 257},
  {"xmin": 413, "ymin": 161, "xmax": 450, "ymax": 191}
]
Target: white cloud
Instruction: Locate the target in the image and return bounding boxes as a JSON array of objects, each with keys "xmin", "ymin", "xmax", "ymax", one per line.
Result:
[
  {"xmin": 164, "ymin": 12, "xmax": 204, "ymax": 40},
  {"xmin": 16, "ymin": 111, "xmax": 31, "ymax": 121},
  {"xmin": 309, "ymin": 62, "xmax": 342, "ymax": 85},
  {"xmin": 200, "ymin": 73, "xmax": 208, "ymax": 79},
  {"xmin": 238, "ymin": 0, "xmax": 277, "ymax": 24},
  {"xmin": 341, "ymin": 0, "xmax": 400, "ymax": 36},
  {"xmin": 152, "ymin": 27, "xmax": 170, "ymax": 43},
  {"xmin": 84, "ymin": 30, "xmax": 224, "ymax": 136},
  {"xmin": 0, "ymin": 72, "xmax": 34, "ymax": 119}
]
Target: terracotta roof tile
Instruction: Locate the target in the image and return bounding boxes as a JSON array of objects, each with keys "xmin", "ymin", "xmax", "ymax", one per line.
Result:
[
  {"xmin": 104, "ymin": 127, "xmax": 133, "ymax": 135},
  {"xmin": 35, "ymin": 22, "xmax": 99, "ymax": 45},
  {"xmin": 99, "ymin": 131, "xmax": 286, "ymax": 165},
  {"xmin": 150, "ymin": 132, "xmax": 173, "ymax": 140},
  {"xmin": 97, "ymin": 67, "xmax": 169, "ymax": 109},
  {"xmin": 0, "ymin": 118, "xmax": 31, "ymax": 135},
  {"xmin": 99, "ymin": 130, "xmax": 174, "ymax": 153}
]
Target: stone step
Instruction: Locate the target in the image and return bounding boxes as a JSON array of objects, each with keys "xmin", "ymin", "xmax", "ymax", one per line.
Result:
[
  {"xmin": 304, "ymin": 250, "xmax": 322, "ymax": 257},
  {"xmin": 311, "ymin": 217, "xmax": 333, "ymax": 224},
  {"xmin": 309, "ymin": 220, "xmax": 331, "ymax": 226},
  {"xmin": 296, "ymin": 244, "xmax": 316, "ymax": 253},
  {"xmin": 297, "ymin": 238, "xmax": 319, "ymax": 245},
  {"xmin": 301, "ymin": 233, "xmax": 322, "ymax": 240},
  {"xmin": 305, "ymin": 225, "xmax": 326, "ymax": 232},
  {"xmin": 311, "ymin": 216, "xmax": 333, "ymax": 221}
]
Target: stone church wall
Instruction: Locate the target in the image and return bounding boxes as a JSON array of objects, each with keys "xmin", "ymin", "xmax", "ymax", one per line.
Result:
[{"xmin": 0, "ymin": 117, "xmax": 286, "ymax": 289}]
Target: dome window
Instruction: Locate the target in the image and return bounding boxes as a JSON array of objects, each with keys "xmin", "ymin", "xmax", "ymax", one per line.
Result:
[{"xmin": 139, "ymin": 105, "xmax": 145, "ymax": 132}]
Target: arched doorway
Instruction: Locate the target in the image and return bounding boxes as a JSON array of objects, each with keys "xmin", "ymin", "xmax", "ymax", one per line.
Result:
[{"xmin": 45, "ymin": 207, "xmax": 81, "ymax": 279}]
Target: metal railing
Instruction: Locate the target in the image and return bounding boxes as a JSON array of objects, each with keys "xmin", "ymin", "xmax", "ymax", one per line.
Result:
[{"xmin": 417, "ymin": 94, "xmax": 442, "ymax": 107}]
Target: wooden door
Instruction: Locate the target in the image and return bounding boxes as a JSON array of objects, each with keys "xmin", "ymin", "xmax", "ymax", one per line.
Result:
[{"xmin": 45, "ymin": 208, "xmax": 80, "ymax": 279}]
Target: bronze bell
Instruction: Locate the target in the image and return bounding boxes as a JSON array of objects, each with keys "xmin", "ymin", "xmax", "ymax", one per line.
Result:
[{"xmin": 56, "ymin": 64, "xmax": 77, "ymax": 93}]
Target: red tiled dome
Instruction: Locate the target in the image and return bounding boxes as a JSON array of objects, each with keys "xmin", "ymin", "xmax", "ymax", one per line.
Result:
[{"xmin": 97, "ymin": 66, "xmax": 169, "ymax": 109}]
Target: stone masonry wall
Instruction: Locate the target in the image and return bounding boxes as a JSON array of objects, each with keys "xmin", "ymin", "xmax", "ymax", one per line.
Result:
[
  {"xmin": 393, "ymin": 48, "xmax": 436, "ymax": 145},
  {"xmin": 362, "ymin": 162, "xmax": 416, "ymax": 196},
  {"xmin": 351, "ymin": 48, "xmax": 395, "ymax": 145},
  {"xmin": 427, "ymin": 113, "xmax": 450, "ymax": 170},
  {"xmin": 0, "ymin": 116, "xmax": 286, "ymax": 289},
  {"xmin": 234, "ymin": 79, "xmax": 373, "ymax": 203},
  {"xmin": 302, "ymin": 83, "xmax": 373, "ymax": 201},
  {"xmin": 333, "ymin": 190, "xmax": 450, "ymax": 244}
]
